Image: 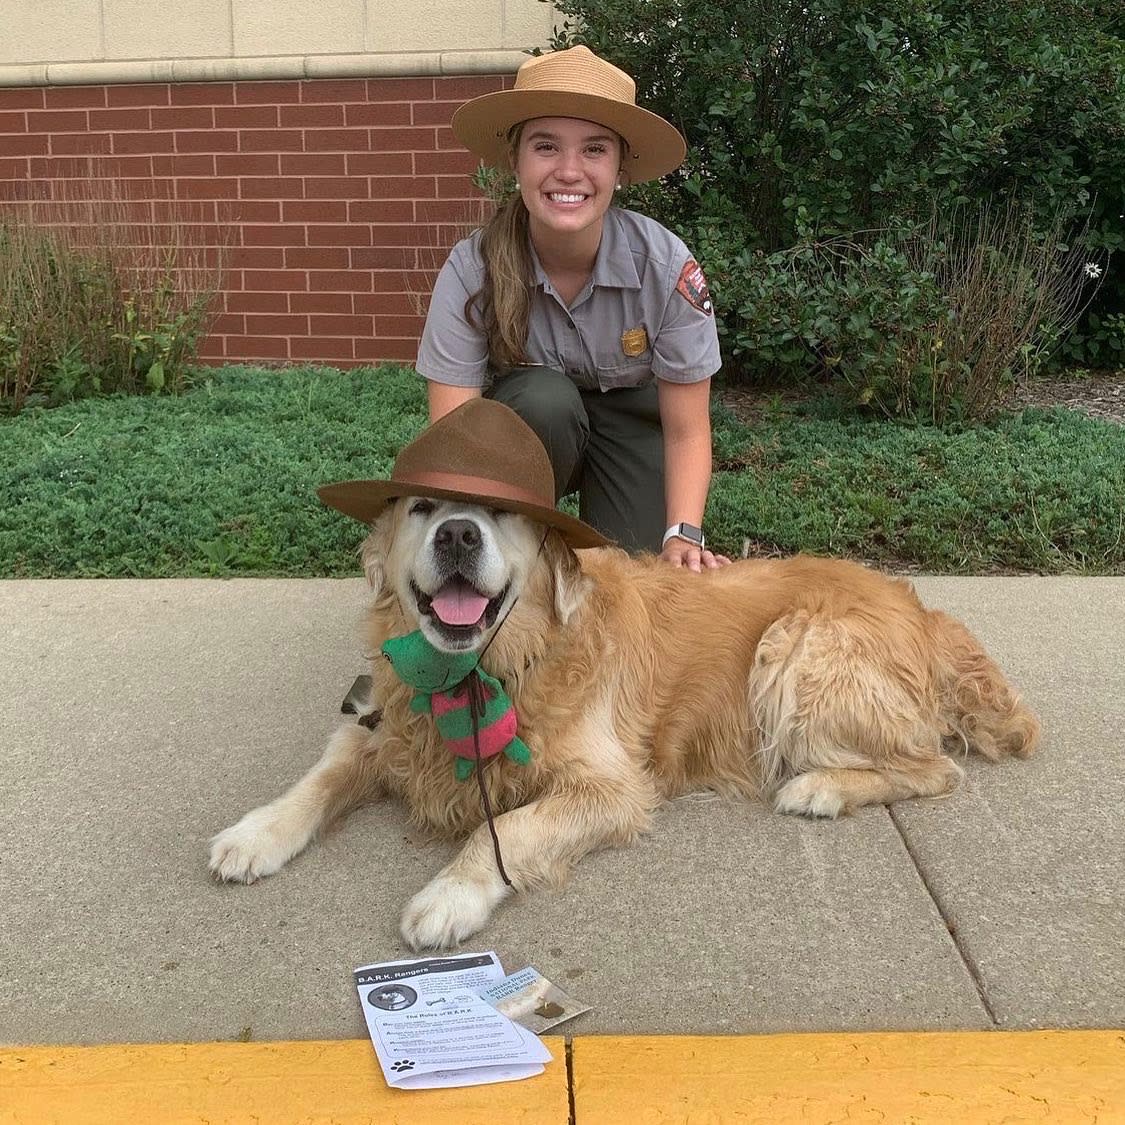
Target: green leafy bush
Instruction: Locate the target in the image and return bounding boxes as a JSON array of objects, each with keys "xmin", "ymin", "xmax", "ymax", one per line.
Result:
[
  {"xmin": 551, "ymin": 0, "xmax": 1125, "ymax": 382},
  {"xmin": 1051, "ymin": 309, "xmax": 1125, "ymax": 369},
  {"xmin": 728, "ymin": 206, "xmax": 1105, "ymax": 421}
]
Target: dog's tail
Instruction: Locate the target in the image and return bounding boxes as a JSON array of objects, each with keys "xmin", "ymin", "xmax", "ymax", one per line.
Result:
[{"xmin": 928, "ymin": 609, "xmax": 1040, "ymax": 761}]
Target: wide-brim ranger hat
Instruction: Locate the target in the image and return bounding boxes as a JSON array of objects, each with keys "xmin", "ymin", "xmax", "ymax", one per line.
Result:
[
  {"xmin": 451, "ymin": 45, "xmax": 687, "ymax": 183},
  {"xmin": 317, "ymin": 398, "xmax": 610, "ymax": 549}
]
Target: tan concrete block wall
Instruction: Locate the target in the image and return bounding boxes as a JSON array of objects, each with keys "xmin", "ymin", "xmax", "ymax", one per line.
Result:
[
  {"xmin": 233, "ymin": 0, "xmax": 367, "ymax": 58},
  {"xmin": 502, "ymin": 0, "xmax": 557, "ymax": 48},
  {"xmin": 1, "ymin": 0, "xmax": 555, "ymax": 69},
  {"xmin": 102, "ymin": 0, "xmax": 233, "ymax": 61},
  {"xmin": 367, "ymin": 1, "xmax": 503, "ymax": 54},
  {"xmin": 0, "ymin": 0, "xmax": 103, "ymax": 66}
]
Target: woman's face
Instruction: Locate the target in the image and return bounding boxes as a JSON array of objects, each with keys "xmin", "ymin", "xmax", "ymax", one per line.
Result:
[{"xmin": 513, "ymin": 117, "xmax": 623, "ymax": 247}]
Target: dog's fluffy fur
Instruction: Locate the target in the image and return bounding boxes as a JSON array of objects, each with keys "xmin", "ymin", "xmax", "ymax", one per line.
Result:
[{"xmin": 210, "ymin": 499, "xmax": 1039, "ymax": 949}]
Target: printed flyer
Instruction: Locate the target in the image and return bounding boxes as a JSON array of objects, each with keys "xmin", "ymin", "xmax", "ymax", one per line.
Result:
[{"xmin": 353, "ymin": 952, "xmax": 552, "ymax": 1089}]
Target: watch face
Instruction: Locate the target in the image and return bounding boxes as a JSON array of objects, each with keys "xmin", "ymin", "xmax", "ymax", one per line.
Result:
[{"xmin": 679, "ymin": 523, "xmax": 703, "ymax": 544}]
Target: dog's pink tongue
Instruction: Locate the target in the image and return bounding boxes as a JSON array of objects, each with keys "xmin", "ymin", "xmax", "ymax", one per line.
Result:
[{"xmin": 431, "ymin": 579, "xmax": 489, "ymax": 626}]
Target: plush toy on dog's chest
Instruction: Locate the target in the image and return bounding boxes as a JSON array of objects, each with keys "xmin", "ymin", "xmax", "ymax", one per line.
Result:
[{"xmin": 380, "ymin": 630, "xmax": 531, "ymax": 780}]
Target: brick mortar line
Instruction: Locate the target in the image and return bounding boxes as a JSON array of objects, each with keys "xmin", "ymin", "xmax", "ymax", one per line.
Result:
[{"xmin": 887, "ymin": 805, "xmax": 1000, "ymax": 1026}]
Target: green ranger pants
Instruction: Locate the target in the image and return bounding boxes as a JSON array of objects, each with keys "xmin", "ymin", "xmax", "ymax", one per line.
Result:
[{"xmin": 484, "ymin": 365, "xmax": 666, "ymax": 553}]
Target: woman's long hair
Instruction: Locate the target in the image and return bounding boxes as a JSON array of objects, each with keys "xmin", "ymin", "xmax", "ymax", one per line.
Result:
[{"xmin": 466, "ymin": 186, "xmax": 535, "ymax": 374}]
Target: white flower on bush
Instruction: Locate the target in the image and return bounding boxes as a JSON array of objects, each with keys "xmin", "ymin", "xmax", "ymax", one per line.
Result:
[{"xmin": 1083, "ymin": 262, "xmax": 1104, "ymax": 280}]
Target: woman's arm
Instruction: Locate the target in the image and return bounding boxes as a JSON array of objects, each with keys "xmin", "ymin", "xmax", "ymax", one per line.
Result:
[
  {"xmin": 416, "ymin": 239, "xmax": 489, "ymax": 420},
  {"xmin": 427, "ymin": 381, "xmax": 482, "ymax": 422},
  {"xmin": 657, "ymin": 377, "xmax": 729, "ymax": 572}
]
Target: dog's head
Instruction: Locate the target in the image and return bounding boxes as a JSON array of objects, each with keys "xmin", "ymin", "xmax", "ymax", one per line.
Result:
[{"xmin": 361, "ymin": 496, "xmax": 591, "ymax": 653}]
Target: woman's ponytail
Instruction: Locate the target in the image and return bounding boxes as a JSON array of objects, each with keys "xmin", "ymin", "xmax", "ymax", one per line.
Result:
[{"xmin": 466, "ymin": 191, "xmax": 534, "ymax": 374}]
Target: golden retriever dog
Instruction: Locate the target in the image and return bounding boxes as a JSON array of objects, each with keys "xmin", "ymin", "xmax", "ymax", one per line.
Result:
[{"xmin": 209, "ymin": 496, "xmax": 1039, "ymax": 951}]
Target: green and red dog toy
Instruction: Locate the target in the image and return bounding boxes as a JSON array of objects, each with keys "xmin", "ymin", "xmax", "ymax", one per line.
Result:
[{"xmin": 381, "ymin": 631, "xmax": 531, "ymax": 781}]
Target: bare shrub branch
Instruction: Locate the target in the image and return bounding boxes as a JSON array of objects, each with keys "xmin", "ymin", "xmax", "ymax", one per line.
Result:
[{"xmin": 0, "ymin": 159, "xmax": 231, "ymax": 412}]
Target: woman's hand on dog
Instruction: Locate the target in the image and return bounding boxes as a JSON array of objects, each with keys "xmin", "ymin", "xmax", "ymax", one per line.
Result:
[{"xmin": 660, "ymin": 540, "xmax": 731, "ymax": 572}]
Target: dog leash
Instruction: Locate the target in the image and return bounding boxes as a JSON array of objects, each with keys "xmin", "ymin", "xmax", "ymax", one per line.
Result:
[
  {"xmin": 461, "ymin": 527, "xmax": 550, "ymax": 889},
  {"xmin": 466, "ymin": 669, "xmax": 513, "ymax": 887}
]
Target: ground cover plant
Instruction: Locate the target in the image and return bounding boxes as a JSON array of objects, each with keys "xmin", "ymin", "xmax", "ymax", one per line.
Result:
[{"xmin": 2, "ymin": 365, "xmax": 1122, "ymax": 578}]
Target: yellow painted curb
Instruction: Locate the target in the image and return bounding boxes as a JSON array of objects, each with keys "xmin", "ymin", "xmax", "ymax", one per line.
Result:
[
  {"xmin": 5, "ymin": 1031, "xmax": 1124, "ymax": 1123},
  {"xmin": 0, "ymin": 1037, "xmax": 569, "ymax": 1125},
  {"xmin": 572, "ymin": 1031, "xmax": 1125, "ymax": 1124}
]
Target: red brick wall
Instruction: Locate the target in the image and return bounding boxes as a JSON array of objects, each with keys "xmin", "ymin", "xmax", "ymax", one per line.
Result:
[{"xmin": 0, "ymin": 74, "xmax": 509, "ymax": 367}]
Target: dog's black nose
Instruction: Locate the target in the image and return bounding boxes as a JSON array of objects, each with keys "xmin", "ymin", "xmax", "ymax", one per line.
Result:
[{"xmin": 434, "ymin": 519, "xmax": 481, "ymax": 554}]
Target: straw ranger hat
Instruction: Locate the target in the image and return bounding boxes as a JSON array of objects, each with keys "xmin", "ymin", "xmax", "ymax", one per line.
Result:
[
  {"xmin": 451, "ymin": 45, "xmax": 686, "ymax": 183},
  {"xmin": 318, "ymin": 398, "xmax": 610, "ymax": 549}
]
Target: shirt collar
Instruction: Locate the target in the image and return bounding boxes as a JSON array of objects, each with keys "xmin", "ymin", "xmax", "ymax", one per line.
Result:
[{"xmin": 591, "ymin": 208, "xmax": 642, "ymax": 290}]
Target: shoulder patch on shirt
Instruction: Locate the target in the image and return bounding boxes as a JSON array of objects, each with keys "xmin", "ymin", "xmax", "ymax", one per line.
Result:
[{"xmin": 676, "ymin": 259, "xmax": 714, "ymax": 316}]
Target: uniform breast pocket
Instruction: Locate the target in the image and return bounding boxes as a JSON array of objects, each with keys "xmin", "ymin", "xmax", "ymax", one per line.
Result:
[{"xmin": 595, "ymin": 363, "xmax": 652, "ymax": 392}]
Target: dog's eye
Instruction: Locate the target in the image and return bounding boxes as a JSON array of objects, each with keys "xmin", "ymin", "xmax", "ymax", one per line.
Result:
[{"xmin": 409, "ymin": 499, "xmax": 435, "ymax": 516}]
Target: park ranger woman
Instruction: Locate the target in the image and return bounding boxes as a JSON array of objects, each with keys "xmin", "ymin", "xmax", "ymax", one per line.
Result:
[{"xmin": 416, "ymin": 46, "xmax": 728, "ymax": 572}]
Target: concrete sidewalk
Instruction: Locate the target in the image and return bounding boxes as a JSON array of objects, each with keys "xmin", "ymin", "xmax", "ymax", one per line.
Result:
[{"xmin": 1, "ymin": 576, "xmax": 1123, "ymax": 1052}]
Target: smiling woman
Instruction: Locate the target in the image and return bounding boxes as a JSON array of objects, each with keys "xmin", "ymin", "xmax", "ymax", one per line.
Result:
[{"xmin": 415, "ymin": 46, "xmax": 728, "ymax": 573}]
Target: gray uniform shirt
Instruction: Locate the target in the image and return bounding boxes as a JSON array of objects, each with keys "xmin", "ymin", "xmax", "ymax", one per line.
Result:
[{"xmin": 416, "ymin": 207, "xmax": 721, "ymax": 392}]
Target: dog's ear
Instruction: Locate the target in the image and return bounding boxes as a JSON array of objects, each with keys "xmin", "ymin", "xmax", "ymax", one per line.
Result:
[
  {"xmin": 359, "ymin": 505, "xmax": 395, "ymax": 593},
  {"xmin": 545, "ymin": 530, "xmax": 591, "ymax": 625}
]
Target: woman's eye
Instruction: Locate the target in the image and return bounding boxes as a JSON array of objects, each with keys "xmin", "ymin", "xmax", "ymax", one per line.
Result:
[{"xmin": 409, "ymin": 499, "xmax": 435, "ymax": 516}]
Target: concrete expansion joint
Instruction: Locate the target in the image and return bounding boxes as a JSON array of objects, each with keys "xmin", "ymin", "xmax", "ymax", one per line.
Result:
[
  {"xmin": 565, "ymin": 1038, "xmax": 577, "ymax": 1125},
  {"xmin": 887, "ymin": 804, "xmax": 1000, "ymax": 1026}
]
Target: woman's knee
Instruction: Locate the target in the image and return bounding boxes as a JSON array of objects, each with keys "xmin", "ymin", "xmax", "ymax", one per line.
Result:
[
  {"xmin": 485, "ymin": 367, "xmax": 588, "ymax": 499},
  {"xmin": 487, "ymin": 366, "xmax": 583, "ymax": 425}
]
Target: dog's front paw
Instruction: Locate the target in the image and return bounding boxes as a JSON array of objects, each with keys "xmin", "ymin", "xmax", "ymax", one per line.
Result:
[
  {"xmin": 209, "ymin": 805, "xmax": 306, "ymax": 883},
  {"xmin": 774, "ymin": 772, "xmax": 846, "ymax": 819},
  {"xmin": 400, "ymin": 875, "xmax": 502, "ymax": 951}
]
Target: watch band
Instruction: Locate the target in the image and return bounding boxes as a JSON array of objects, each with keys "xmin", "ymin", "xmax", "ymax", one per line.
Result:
[{"xmin": 662, "ymin": 522, "xmax": 705, "ymax": 550}]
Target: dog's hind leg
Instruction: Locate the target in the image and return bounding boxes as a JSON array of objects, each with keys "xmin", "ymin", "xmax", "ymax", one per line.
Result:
[
  {"xmin": 774, "ymin": 757, "xmax": 962, "ymax": 818},
  {"xmin": 209, "ymin": 724, "xmax": 384, "ymax": 883},
  {"xmin": 753, "ymin": 612, "xmax": 963, "ymax": 818},
  {"xmin": 927, "ymin": 609, "xmax": 1040, "ymax": 761}
]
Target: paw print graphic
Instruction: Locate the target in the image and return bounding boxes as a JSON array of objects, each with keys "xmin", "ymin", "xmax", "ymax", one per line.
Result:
[{"xmin": 391, "ymin": 1059, "xmax": 415, "ymax": 1073}]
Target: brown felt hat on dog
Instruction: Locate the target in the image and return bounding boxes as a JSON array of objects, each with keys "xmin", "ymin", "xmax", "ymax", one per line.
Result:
[
  {"xmin": 451, "ymin": 45, "xmax": 687, "ymax": 184},
  {"xmin": 317, "ymin": 398, "xmax": 611, "ymax": 549}
]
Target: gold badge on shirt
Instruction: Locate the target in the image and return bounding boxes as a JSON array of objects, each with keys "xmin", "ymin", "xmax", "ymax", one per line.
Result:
[{"xmin": 621, "ymin": 326, "xmax": 648, "ymax": 357}]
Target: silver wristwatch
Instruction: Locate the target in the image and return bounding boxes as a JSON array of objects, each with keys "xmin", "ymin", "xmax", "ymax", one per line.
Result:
[{"xmin": 662, "ymin": 522, "xmax": 705, "ymax": 550}]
